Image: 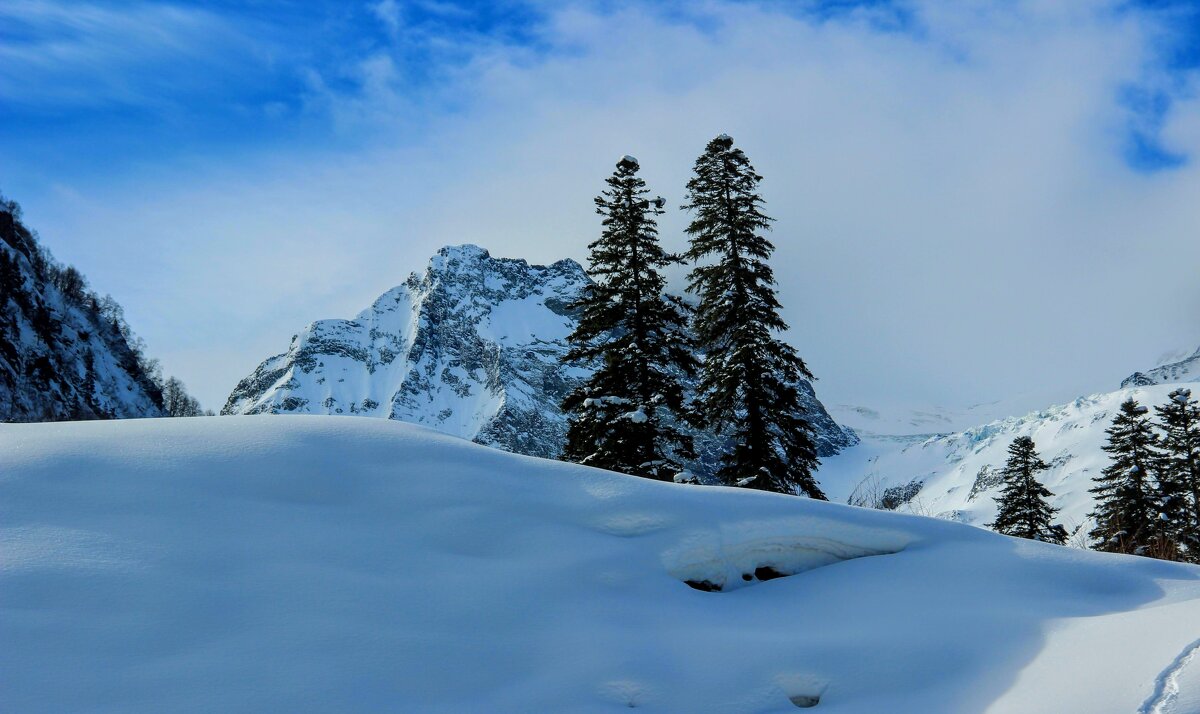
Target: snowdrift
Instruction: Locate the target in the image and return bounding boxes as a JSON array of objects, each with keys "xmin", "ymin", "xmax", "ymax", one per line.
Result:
[{"xmin": 2, "ymin": 416, "xmax": 1199, "ymax": 713}]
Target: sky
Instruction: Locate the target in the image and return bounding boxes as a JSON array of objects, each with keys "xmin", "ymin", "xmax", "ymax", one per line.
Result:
[{"xmin": 2, "ymin": 0, "xmax": 1200, "ymax": 420}]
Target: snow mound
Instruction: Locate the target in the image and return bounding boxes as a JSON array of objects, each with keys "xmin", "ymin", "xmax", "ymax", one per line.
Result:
[{"xmin": 2, "ymin": 416, "xmax": 1199, "ymax": 713}]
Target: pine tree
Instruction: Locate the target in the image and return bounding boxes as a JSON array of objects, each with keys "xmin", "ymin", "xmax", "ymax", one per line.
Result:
[
  {"xmin": 681, "ymin": 134, "xmax": 824, "ymax": 498},
  {"xmin": 561, "ymin": 155, "xmax": 698, "ymax": 480},
  {"xmin": 986, "ymin": 436, "xmax": 1067, "ymax": 544},
  {"xmin": 1089, "ymin": 398, "xmax": 1161, "ymax": 556},
  {"xmin": 1155, "ymin": 388, "xmax": 1200, "ymax": 561}
]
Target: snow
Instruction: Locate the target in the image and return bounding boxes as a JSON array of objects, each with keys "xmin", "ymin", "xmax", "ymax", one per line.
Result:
[
  {"xmin": 623, "ymin": 407, "xmax": 648, "ymax": 423},
  {"xmin": 1139, "ymin": 638, "xmax": 1200, "ymax": 714},
  {"xmin": 3, "ymin": 416, "xmax": 1199, "ymax": 713}
]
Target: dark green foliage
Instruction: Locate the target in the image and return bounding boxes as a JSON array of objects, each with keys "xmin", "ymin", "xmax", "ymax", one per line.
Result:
[
  {"xmin": 681, "ymin": 134, "xmax": 824, "ymax": 498},
  {"xmin": 1089, "ymin": 398, "xmax": 1162, "ymax": 556},
  {"xmin": 561, "ymin": 156, "xmax": 698, "ymax": 480},
  {"xmin": 987, "ymin": 436, "xmax": 1067, "ymax": 544},
  {"xmin": 1155, "ymin": 388, "xmax": 1200, "ymax": 561}
]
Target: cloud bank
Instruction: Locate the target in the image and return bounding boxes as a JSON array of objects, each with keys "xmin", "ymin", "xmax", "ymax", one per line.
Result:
[{"xmin": 3, "ymin": 0, "xmax": 1199, "ymax": 418}]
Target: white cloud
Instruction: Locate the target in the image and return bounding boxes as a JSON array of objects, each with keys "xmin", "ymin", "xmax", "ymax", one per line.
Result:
[{"xmin": 14, "ymin": 0, "xmax": 1200, "ymax": 416}]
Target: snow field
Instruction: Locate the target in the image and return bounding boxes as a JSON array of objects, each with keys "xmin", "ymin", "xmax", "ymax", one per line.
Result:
[{"xmin": 2, "ymin": 416, "xmax": 1199, "ymax": 712}]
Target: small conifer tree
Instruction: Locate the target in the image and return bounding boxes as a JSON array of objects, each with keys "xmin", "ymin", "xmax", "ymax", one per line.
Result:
[
  {"xmin": 987, "ymin": 436, "xmax": 1067, "ymax": 544},
  {"xmin": 1089, "ymin": 398, "xmax": 1161, "ymax": 556},
  {"xmin": 681, "ymin": 134, "xmax": 824, "ymax": 498},
  {"xmin": 561, "ymin": 156, "xmax": 697, "ymax": 480}
]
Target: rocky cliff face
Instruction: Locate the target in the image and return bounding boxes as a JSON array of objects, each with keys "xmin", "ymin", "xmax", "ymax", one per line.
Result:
[
  {"xmin": 224, "ymin": 245, "xmax": 857, "ymax": 470},
  {"xmin": 0, "ymin": 203, "xmax": 164, "ymax": 422}
]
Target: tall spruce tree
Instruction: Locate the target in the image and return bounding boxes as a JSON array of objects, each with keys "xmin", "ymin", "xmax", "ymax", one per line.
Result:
[
  {"xmin": 681, "ymin": 134, "xmax": 824, "ymax": 498},
  {"xmin": 561, "ymin": 155, "xmax": 698, "ymax": 480},
  {"xmin": 1155, "ymin": 388, "xmax": 1200, "ymax": 561},
  {"xmin": 1089, "ymin": 398, "xmax": 1162, "ymax": 556},
  {"xmin": 987, "ymin": 436, "xmax": 1067, "ymax": 544}
]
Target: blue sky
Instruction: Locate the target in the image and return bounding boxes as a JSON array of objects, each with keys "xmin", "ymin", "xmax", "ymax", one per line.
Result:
[
  {"xmin": 6, "ymin": 0, "xmax": 1191, "ymax": 183},
  {"xmin": 3, "ymin": 0, "xmax": 1200, "ymax": 416}
]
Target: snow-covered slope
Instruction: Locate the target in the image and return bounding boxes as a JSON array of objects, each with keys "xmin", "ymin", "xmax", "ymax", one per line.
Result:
[
  {"xmin": 2, "ymin": 416, "xmax": 1199, "ymax": 713},
  {"xmin": 820, "ymin": 384, "xmax": 1188, "ymax": 540},
  {"xmin": 828, "ymin": 394, "xmax": 1060, "ymax": 438},
  {"xmin": 224, "ymin": 244, "xmax": 855, "ymax": 466},
  {"xmin": 0, "ymin": 205, "xmax": 163, "ymax": 422},
  {"xmin": 1124, "ymin": 346, "xmax": 1200, "ymax": 388}
]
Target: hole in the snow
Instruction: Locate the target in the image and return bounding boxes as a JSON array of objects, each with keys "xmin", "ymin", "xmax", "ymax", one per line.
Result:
[
  {"xmin": 664, "ymin": 527, "xmax": 906, "ymax": 593},
  {"xmin": 789, "ymin": 693, "xmax": 820, "ymax": 708},
  {"xmin": 754, "ymin": 565, "xmax": 786, "ymax": 581}
]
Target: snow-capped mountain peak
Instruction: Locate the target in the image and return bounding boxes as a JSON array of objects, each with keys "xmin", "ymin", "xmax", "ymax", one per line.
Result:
[{"xmin": 224, "ymin": 244, "xmax": 856, "ymax": 472}]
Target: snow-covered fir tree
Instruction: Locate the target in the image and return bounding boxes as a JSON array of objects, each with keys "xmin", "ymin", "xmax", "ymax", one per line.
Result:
[
  {"xmin": 680, "ymin": 134, "xmax": 824, "ymax": 498},
  {"xmin": 1155, "ymin": 388, "xmax": 1200, "ymax": 561},
  {"xmin": 1089, "ymin": 398, "xmax": 1162, "ymax": 556},
  {"xmin": 986, "ymin": 436, "xmax": 1067, "ymax": 544},
  {"xmin": 560, "ymin": 156, "xmax": 698, "ymax": 480}
]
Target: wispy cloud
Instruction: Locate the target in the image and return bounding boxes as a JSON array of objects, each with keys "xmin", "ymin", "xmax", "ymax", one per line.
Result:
[{"xmin": 0, "ymin": 0, "xmax": 260, "ymax": 108}]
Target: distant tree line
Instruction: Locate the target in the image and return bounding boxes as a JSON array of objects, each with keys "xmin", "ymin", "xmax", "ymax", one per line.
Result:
[
  {"xmin": 558, "ymin": 136, "xmax": 824, "ymax": 498},
  {"xmin": 988, "ymin": 390, "xmax": 1200, "ymax": 562}
]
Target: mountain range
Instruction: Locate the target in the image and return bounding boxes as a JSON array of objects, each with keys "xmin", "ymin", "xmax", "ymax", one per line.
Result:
[{"xmin": 819, "ymin": 354, "xmax": 1200, "ymax": 538}]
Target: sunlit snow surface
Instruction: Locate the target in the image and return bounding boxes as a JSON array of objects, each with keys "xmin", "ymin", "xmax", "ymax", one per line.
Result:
[{"xmin": 2, "ymin": 416, "xmax": 1199, "ymax": 713}]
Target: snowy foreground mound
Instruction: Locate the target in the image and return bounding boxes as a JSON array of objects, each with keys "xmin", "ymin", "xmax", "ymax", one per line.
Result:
[{"xmin": 3, "ymin": 417, "xmax": 1200, "ymax": 713}]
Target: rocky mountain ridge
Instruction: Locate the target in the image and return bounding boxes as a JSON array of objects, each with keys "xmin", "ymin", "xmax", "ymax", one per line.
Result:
[
  {"xmin": 1121, "ymin": 346, "xmax": 1200, "ymax": 388},
  {"xmin": 0, "ymin": 201, "xmax": 164, "ymax": 422}
]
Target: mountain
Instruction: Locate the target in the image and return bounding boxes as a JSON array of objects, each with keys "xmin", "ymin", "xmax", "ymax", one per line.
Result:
[
  {"xmin": 820, "ymin": 348, "xmax": 1200, "ymax": 541},
  {"xmin": 0, "ymin": 199, "xmax": 164, "ymax": 422},
  {"xmin": 1122, "ymin": 346, "xmax": 1200, "ymax": 388},
  {"xmin": 223, "ymin": 244, "xmax": 856, "ymax": 473},
  {"xmin": 4, "ymin": 415, "xmax": 1199, "ymax": 713}
]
